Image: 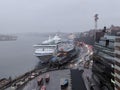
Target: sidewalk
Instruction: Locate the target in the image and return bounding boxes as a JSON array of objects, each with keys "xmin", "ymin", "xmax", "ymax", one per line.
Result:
[{"xmin": 82, "ymin": 68, "xmax": 100, "ymax": 90}]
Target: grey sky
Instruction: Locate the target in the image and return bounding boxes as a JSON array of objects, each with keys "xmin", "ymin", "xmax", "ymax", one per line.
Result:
[{"xmin": 0, "ymin": 0, "xmax": 120, "ymax": 33}]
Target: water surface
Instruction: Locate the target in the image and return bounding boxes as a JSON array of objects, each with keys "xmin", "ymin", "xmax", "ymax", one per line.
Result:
[{"xmin": 0, "ymin": 34, "xmax": 47, "ymax": 79}]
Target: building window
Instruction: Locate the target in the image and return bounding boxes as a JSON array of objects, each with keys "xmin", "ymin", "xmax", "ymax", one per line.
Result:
[
  {"xmin": 116, "ymin": 38, "xmax": 120, "ymax": 42},
  {"xmin": 115, "ymin": 46, "xmax": 120, "ymax": 51},
  {"xmin": 116, "ymin": 54, "xmax": 120, "ymax": 58}
]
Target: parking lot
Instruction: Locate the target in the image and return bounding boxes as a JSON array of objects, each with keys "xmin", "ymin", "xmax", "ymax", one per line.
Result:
[{"xmin": 22, "ymin": 69, "xmax": 71, "ymax": 90}]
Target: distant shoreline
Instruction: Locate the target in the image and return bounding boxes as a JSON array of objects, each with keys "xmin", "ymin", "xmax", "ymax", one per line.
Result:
[{"xmin": 0, "ymin": 35, "xmax": 17, "ymax": 41}]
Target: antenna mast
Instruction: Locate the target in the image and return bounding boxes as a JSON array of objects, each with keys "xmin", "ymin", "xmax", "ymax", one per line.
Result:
[{"xmin": 94, "ymin": 14, "xmax": 99, "ymax": 42}]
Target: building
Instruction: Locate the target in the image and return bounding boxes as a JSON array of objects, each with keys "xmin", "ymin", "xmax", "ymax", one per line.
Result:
[
  {"xmin": 92, "ymin": 26, "xmax": 120, "ymax": 90},
  {"xmin": 92, "ymin": 33, "xmax": 115, "ymax": 90},
  {"xmin": 114, "ymin": 34, "xmax": 120, "ymax": 90}
]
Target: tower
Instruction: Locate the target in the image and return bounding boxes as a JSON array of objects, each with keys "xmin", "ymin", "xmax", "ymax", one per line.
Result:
[{"xmin": 94, "ymin": 14, "xmax": 99, "ymax": 42}]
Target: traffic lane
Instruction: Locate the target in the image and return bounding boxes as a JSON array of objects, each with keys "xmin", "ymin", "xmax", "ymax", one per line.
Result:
[
  {"xmin": 71, "ymin": 45, "xmax": 90, "ymax": 69},
  {"xmin": 22, "ymin": 69, "xmax": 71, "ymax": 90},
  {"xmin": 80, "ymin": 47, "xmax": 88, "ymax": 55}
]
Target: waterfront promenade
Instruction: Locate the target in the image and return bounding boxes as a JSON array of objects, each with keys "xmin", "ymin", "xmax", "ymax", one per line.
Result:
[{"xmin": 3, "ymin": 42, "xmax": 97, "ymax": 90}]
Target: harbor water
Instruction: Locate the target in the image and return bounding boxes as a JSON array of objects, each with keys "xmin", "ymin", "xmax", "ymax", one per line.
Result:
[{"xmin": 0, "ymin": 34, "xmax": 47, "ymax": 79}]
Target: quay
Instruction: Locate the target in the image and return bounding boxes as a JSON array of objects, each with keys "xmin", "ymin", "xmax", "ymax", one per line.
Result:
[{"xmin": 1, "ymin": 68, "xmax": 42, "ymax": 90}]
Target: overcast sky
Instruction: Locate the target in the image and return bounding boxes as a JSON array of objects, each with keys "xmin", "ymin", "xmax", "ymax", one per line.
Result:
[{"xmin": 0, "ymin": 0, "xmax": 120, "ymax": 33}]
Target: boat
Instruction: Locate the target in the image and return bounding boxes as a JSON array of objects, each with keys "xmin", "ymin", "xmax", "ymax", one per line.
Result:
[
  {"xmin": 33, "ymin": 35, "xmax": 61, "ymax": 63},
  {"xmin": 50, "ymin": 41, "xmax": 78, "ymax": 66}
]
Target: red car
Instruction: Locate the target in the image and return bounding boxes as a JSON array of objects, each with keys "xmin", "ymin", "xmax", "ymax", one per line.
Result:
[
  {"xmin": 41, "ymin": 85, "xmax": 46, "ymax": 90},
  {"xmin": 37, "ymin": 76, "xmax": 43, "ymax": 85},
  {"xmin": 45, "ymin": 74, "xmax": 50, "ymax": 83}
]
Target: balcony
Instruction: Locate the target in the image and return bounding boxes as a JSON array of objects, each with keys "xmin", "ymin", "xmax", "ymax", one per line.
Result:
[{"xmin": 95, "ymin": 42, "xmax": 114, "ymax": 51}]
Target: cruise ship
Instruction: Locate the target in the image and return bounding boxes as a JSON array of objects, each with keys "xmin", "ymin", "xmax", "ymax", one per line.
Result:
[{"xmin": 33, "ymin": 35, "xmax": 61, "ymax": 63}]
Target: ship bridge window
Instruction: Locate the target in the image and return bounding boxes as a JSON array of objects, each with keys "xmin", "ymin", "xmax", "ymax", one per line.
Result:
[{"xmin": 105, "ymin": 40, "xmax": 109, "ymax": 47}]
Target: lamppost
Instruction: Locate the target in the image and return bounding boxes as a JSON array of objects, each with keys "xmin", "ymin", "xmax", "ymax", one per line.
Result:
[{"xmin": 94, "ymin": 14, "xmax": 99, "ymax": 42}]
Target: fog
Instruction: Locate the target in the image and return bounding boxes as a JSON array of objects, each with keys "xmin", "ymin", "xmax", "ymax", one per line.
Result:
[{"xmin": 0, "ymin": 0, "xmax": 120, "ymax": 33}]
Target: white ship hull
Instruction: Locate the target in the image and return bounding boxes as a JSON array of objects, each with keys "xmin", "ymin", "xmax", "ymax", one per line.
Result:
[
  {"xmin": 34, "ymin": 45, "xmax": 56, "ymax": 63},
  {"xmin": 37, "ymin": 54, "xmax": 53, "ymax": 63}
]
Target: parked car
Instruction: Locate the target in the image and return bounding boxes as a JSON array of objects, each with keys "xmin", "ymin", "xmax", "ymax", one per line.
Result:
[
  {"xmin": 41, "ymin": 85, "xmax": 46, "ymax": 90},
  {"xmin": 60, "ymin": 78, "xmax": 69, "ymax": 89},
  {"xmin": 37, "ymin": 76, "xmax": 43, "ymax": 85},
  {"xmin": 45, "ymin": 74, "xmax": 50, "ymax": 83}
]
